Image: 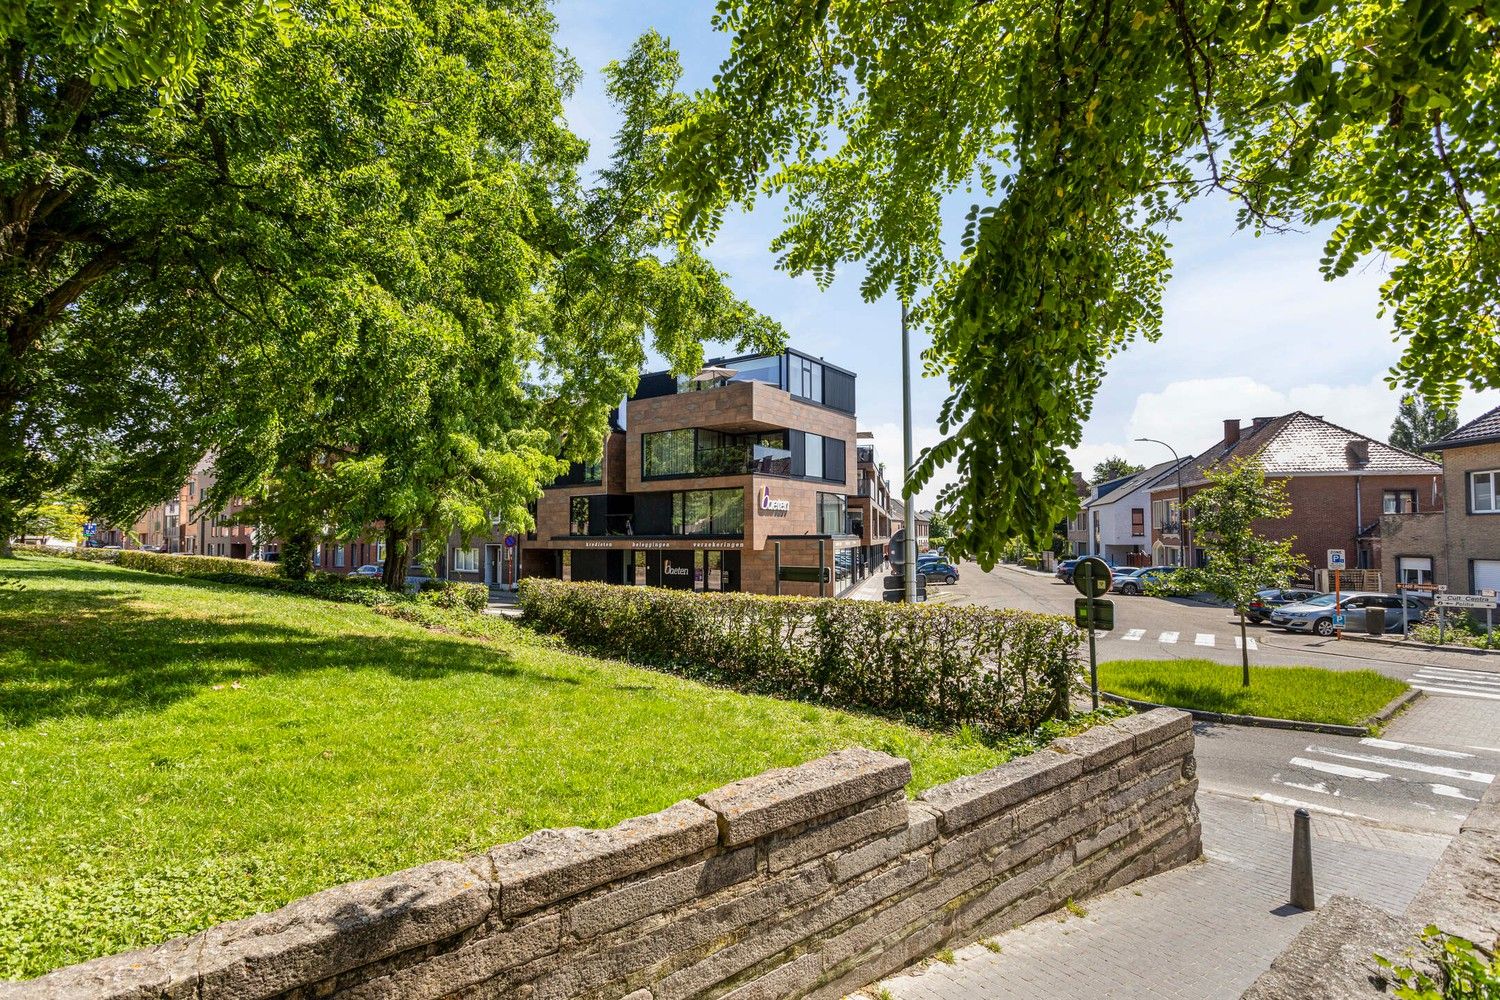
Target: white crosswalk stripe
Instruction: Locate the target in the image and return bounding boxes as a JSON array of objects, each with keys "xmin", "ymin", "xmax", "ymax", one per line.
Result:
[
  {"xmin": 1159, "ymin": 631, "xmax": 1179, "ymax": 644},
  {"xmin": 1410, "ymin": 665, "xmax": 1500, "ymax": 701},
  {"xmin": 1194, "ymin": 633, "xmax": 1215, "ymax": 647},
  {"xmin": 1233, "ymin": 635, "xmax": 1258, "ymax": 651},
  {"xmin": 1274, "ymin": 739, "xmax": 1500, "ymax": 811},
  {"xmin": 1122, "ymin": 628, "xmax": 1146, "ymax": 641}
]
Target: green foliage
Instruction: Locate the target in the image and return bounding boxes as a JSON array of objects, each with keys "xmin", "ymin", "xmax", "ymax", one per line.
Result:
[
  {"xmin": 1375, "ymin": 926, "xmax": 1500, "ymax": 999},
  {"xmin": 1100, "ymin": 659, "xmax": 1407, "ymax": 727},
  {"xmin": 1411, "ymin": 607, "xmax": 1492, "ymax": 649},
  {"xmin": 13, "ymin": 492, "xmax": 88, "ymax": 543},
  {"xmin": 418, "ymin": 579, "xmax": 490, "ymax": 614},
  {"xmin": 1092, "ymin": 457, "xmax": 1146, "ymax": 484},
  {"xmin": 1155, "ymin": 460, "xmax": 1306, "ymax": 684},
  {"xmin": 0, "ymin": 555, "xmax": 1038, "ymax": 975},
  {"xmin": 663, "ymin": 0, "xmax": 1499, "ymax": 565},
  {"xmin": 116, "ymin": 550, "xmax": 279, "ymax": 579},
  {"xmin": 518, "ymin": 579, "xmax": 1083, "ymax": 736},
  {"xmin": 1390, "ymin": 396, "xmax": 1460, "ymax": 454}
]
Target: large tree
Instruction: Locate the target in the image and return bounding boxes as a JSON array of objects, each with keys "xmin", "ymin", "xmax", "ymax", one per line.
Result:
[
  {"xmin": 1390, "ymin": 395, "xmax": 1459, "ymax": 455},
  {"xmin": 2, "ymin": 6, "xmax": 775, "ymax": 571},
  {"xmin": 663, "ymin": 0, "xmax": 1498, "ymax": 567},
  {"xmin": 1092, "ymin": 457, "xmax": 1145, "ymax": 484}
]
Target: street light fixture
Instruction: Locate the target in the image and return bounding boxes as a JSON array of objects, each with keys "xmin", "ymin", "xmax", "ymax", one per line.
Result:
[{"xmin": 1136, "ymin": 437, "xmax": 1190, "ymax": 568}]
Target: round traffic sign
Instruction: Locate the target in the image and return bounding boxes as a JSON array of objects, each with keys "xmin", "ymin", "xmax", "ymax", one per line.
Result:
[{"xmin": 1073, "ymin": 557, "xmax": 1112, "ymax": 598}]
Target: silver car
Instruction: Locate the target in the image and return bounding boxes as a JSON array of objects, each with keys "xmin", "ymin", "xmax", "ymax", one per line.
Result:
[{"xmin": 1270, "ymin": 592, "xmax": 1424, "ymax": 637}]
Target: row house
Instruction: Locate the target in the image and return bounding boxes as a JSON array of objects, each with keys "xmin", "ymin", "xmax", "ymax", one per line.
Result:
[
  {"xmin": 1375, "ymin": 404, "xmax": 1500, "ymax": 594},
  {"xmin": 1149, "ymin": 412, "xmax": 1443, "ymax": 577},
  {"xmin": 1075, "ymin": 457, "xmax": 1196, "ymax": 566},
  {"xmin": 851, "ymin": 432, "xmax": 895, "ymax": 576},
  {"xmin": 1067, "ymin": 473, "xmax": 1135, "ymax": 558},
  {"xmin": 124, "ymin": 457, "xmax": 260, "ymax": 558}
]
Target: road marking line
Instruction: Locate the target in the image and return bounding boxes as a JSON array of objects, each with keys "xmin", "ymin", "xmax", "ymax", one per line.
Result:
[
  {"xmin": 1468, "ymin": 745, "xmax": 1500, "ymax": 754},
  {"xmin": 1288, "ymin": 756, "xmax": 1389, "ymax": 781},
  {"xmin": 1305, "ymin": 746, "xmax": 1495, "ymax": 785},
  {"xmin": 1410, "ymin": 684, "xmax": 1500, "ymax": 702},
  {"xmin": 1360, "ymin": 738, "xmax": 1474, "ymax": 759},
  {"xmin": 1276, "ymin": 779, "xmax": 1340, "ymax": 797},
  {"xmin": 1255, "ymin": 793, "xmax": 1379, "ymax": 822},
  {"xmin": 1159, "ymin": 631, "xmax": 1179, "ymax": 644},
  {"xmin": 1233, "ymin": 636, "xmax": 1259, "ymax": 651},
  {"xmin": 1412, "ymin": 673, "xmax": 1500, "ymax": 689},
  {"xmin": 1410, "ymin": 664, "xmax": 1500, "ymax": 679},
  {"xmin": 1428, "ymin": 784, "xmax": 1479, "ymax": 802},
  {"xmin": 1195, "ymin": 633, "xmax": 1215, "ymax": 647},
  {"xmin": 1122, "ymin": 628, "xmax": 1145, "ymax": 641},
  {"xmin": 1413, "ymin": 666, "xmax": 1500, "ymax": 681}
]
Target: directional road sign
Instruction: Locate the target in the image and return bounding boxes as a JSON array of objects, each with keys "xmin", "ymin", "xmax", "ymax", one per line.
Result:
[{"xmin": 1436, "ymin": 593, "xmax": 1499, "ymax": 610}]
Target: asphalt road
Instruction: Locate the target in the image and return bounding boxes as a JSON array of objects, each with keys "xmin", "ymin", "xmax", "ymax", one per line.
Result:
[{"xmin": 932, "ymin": 561, "xmax": 1500, "ymax": 835}]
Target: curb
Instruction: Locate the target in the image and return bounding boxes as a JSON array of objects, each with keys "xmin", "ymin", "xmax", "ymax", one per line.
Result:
[
  {"xmin": 1099, "ymin": 687, "xmax": 1423, "ymax": 738},
  {"xmin": 1336, "ymin": 631, "xmax": 1500, "ymax": 656}
]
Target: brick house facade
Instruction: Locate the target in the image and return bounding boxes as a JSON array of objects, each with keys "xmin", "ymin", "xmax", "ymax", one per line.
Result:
[
  {"xmin": 1148, "ymin": 413, "xmax": 1444, "ymax": 579},
  {"xmin": 1376, "ymin": 405, "xmax": 1500, "ymax": 594}
]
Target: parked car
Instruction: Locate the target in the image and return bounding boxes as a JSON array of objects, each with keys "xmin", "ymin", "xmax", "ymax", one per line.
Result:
[
  {"xmin": 1112, "ymin": 568, "xmax": 1150, "ymax": 595},
  {"xmin": 1270, "ymin": 592, "xmax": 1426, "ymax": 637},
  {"xmin": 1055, "ymin": 558, "xmax": 1081, "ymax": 583},
  {"xmin": 1246, "ymin": 588, "xmax": 1323, "ymax": 624},
  {"xmin": 920, "ymin": 562, "xmax": 960, "ymax": 585},
  {"xmin": 350, "ymin": 564, "xmax": 384, "ymax": 578}
]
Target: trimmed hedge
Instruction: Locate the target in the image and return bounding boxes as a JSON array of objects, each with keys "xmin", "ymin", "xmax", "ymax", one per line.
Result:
[
  {"xmin": 117, "ymin": 550, "xmax": 280, "ymax": 578},
  {"xmin": 518, "ymin": 579, "xmax": 1080, "ymax": 735}
]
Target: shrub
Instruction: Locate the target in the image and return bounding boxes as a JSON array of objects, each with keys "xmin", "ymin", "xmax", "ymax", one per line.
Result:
[
  {"xmin": 1376, "ymin": 926, "xmax": 1500, "ymax": 998},
  {"xmin": 117, "ymin": 550, "xmax": 280, "ymax": 578},
  {"xmin": 418, "ymin": 579, "xmax": 489, "ymax": 613},
  {"xmin": 1411, "ymin": 607, "xmax": 1491, "ymax": 649},
  {"xmin": 8, "ymin": 544, "xmax": 120, "ymax": 563},
  {"xmin": 517, "ymin": 580, "xmax": 1080, "ymax": 735}
]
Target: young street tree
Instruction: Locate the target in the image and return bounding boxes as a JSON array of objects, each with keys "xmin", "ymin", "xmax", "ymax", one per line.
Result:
[
  {"xmin": 1166, "ymin": 460, "xmax": 1305, "ymax": 687},
  {"xmin": 663, "ymin": 0, "xmax": 1498, "ymax": 568},
  {"xmin": 1390, "ymin": 396, "xmax": 1459, "ymax": 455}
]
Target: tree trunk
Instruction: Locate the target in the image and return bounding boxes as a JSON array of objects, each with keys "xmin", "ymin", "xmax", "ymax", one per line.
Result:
[
  {"xmin": 1240, "ymin": 610, "xmax": 1251, "ymax": 687},
  {"xmin": 280, "ymin": 530, "xmax": 315, "ymax": 580},
  {"xmin": 381, "ymin": 525, "xmax": 411, "ymax": 593}
]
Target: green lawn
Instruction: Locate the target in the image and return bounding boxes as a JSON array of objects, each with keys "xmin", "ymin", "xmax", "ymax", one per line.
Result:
[
  {"xmin": 1099, "ymin": 658, "xmax": 1408, "ymax": 727},
  {"xmin": 0, "ymin": 556, "xmax": 1095, "ymax": 979}
]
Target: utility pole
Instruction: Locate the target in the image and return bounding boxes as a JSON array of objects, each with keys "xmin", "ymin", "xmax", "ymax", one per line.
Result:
[{"xmin": 901, "ymin": 299, "xmax": 917, "ymax": 603}]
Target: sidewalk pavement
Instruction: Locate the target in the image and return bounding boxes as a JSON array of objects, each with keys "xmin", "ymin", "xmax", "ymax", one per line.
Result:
[{"xmin": 865, "ymin": 791, "xmax": 1447, "ymax": 1000}]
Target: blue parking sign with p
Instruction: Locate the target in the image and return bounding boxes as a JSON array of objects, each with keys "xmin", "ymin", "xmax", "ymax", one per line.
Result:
[
  {"xmin": 1332, "ymin": 614, "xmax": 1345, "ymax": 628},
  {"xmin": 83, "ymin": 522, "xmax": 97, "ymax": 536}
]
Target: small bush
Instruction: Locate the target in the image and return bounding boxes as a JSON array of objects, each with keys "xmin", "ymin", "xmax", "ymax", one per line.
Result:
[
  {"xmin": 1411, "ymin": 608, "xmax": 1491, "ymax": 649},
  {"xmin": 517, "ymin": 579, "xmax": 1080, "ymax": 736},
  {"xmin": 419, "ymin": 579, "xmax": 489, "ymax": 612}
]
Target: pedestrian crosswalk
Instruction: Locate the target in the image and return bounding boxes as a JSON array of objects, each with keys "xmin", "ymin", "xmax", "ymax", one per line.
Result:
[
  {"xmin": 1272, "ymin": 738, "xmax": 1495, "ymax": 820},
  {"xmin": 1116, "ymin": 629, "xmax": 1255, "ymax": 650},
  {"xmin": 1408, "ymin": 665, "xmax": 1500, "ymax": 701}
]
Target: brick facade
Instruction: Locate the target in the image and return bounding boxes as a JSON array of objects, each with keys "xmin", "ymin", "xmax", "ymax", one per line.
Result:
[{"xmin": 1376, "ymin": 436, "xmax": 1500, "ymax": 593}]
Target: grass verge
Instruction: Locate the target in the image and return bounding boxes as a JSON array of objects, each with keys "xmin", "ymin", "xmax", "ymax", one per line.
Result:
[
  {"xmin": 0, "ymin": 555, "xmax": 1116, "ymax": 979},
  {"xmin": 1098, "ymin": 658, "xmax": 1408, "ymax": 727}
]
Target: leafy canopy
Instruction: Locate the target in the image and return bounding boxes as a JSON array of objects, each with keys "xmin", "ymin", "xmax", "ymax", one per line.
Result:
[
  {"xmin": 1092, "ymin": 457, "xmax": 1146, "ymax": 484},
  {"xmin": 1389, "ymin": 396, "xmax": 1459, "ymax": 455},
  {"xmin": 663, "ymin": 0, "xmax": 1499, "ymax": 568}
]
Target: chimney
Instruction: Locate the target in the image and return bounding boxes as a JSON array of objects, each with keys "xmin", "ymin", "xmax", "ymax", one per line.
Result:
[
  {"xmin": 1346, "ymin": 439, "xmax": 1370, "ymax": 468},
  {"xmin": 1251, "ymin": 416, "xmax": 1274, "ymax": 432},
  {"xmin": 1223, "ymin": 419, "xmax": 1241, "ymax": 446}
]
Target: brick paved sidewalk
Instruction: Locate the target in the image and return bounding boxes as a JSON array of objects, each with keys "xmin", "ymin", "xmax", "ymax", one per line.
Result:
[{"xmin": 864, "ymin": 791, "xmax": 1447, "ymax": 1000}]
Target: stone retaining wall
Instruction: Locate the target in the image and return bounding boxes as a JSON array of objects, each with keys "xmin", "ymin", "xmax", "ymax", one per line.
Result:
[{"xmin": 5, "ymin": 709, "xmax": 1201, "ymax": 1000}]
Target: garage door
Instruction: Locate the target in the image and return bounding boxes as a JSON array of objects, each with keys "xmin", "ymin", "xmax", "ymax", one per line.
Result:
[{"xmin": 1475, "ymin": 559, "xmax": 1500, "ymax": 593}]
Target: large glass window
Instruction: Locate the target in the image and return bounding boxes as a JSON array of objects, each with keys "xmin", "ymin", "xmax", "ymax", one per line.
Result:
[
  {"xmin": 804, "ymin": 433, "xmax": 825, "ymax": 480},
  {"xmin": 817, "ymin": 492, "xmax": 847, "ymax": 535},
  {"xmin": 1472, "ymin": 470, "xmax": 1497, "ymax": 513},
  {"xmin": 751, "ymin": 431, "xmax": 792, "ymax": 475},
  {"xmin": 643, "ymin": 429, "xmax": 695, "ymax": 478},
  {"xmin": 672, "ymin": 488, "xmax": 744, "ymax": 535},
  {"xmin": 791, "ymin": 355, "xmax": 823, "ymax": 403},
  {"xmin": 730, "ymin": 354, "xmax": 782, "ymax": 386}
]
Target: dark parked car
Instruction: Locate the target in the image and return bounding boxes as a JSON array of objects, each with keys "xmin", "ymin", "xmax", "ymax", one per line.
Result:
[
  {"xmin": 920, "ymin": 562, "xmax": 960, "ymax": 585},
  {"xmin": 1246, "ymin": 588, "xmax": 1323, "ymax": 623},
  {"xmin": 1055, "ymin": 558, "xmax": 1081, "ymax": 583}
]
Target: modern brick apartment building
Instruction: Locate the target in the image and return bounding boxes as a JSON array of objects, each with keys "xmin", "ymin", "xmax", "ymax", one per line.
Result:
[
  {"xmin": 1375, "ymin": 404, "xmax": 1500, "ymax": 594},
  {"xmin": 851, "ymin": 432, "xmax": 895, "ymax": 578},
  {"xmin": 518, "ymin": 348, "xmax": 868, "ymax": 596},
  {"xmin": 1149, "ymin": 412, "xmax": 1443, "ymax": 576}
]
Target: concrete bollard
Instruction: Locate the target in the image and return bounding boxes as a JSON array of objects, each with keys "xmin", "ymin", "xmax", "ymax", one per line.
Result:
[{"xmin": 1291, "ymin": 807, "xmax": 1315, "ymax": 910}]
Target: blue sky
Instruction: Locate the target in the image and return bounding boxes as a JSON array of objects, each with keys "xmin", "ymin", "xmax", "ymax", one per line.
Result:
[{"xmin": 555, "ymin": 0, "xmax": 1500, "ymax": 507}]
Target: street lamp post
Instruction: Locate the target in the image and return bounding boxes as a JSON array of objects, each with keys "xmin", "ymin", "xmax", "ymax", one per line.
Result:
[
  {"xmin": 901, "ymin": 300, "xmax": 917, "ymax": 602},
  {"xmin": 1136, "ymin": 437, "xmax": 1189, "ymax": 567}
]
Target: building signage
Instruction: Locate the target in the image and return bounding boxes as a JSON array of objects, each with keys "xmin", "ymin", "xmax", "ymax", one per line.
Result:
[
  {"xmin": 760, "ymin": 486, "xmax": 790, "ymax": 515},
  {"xmin": 663, "ymin": 563, "xmax": 692, "ymax": 577},
  {"xmin": 573, "ymin": 538, "xmax": 744, "ymax": 551}
]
